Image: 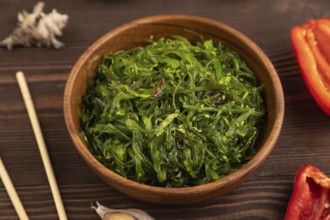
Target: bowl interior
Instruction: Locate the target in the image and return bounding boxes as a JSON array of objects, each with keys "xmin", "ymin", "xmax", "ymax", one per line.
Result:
[{"xmin": 64, "ymin": 15, "xmax": 284, "ymax": 204}]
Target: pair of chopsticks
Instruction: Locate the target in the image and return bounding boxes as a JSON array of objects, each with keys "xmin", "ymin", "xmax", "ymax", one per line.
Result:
[{"xmin": 0, "ymin": 72, "xmax": 67, "ymax": 220}]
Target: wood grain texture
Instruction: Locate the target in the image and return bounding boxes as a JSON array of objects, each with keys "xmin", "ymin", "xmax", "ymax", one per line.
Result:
[
  {"xmin": 0, "ymin": 0, "xmax": 330, "ymax": 218},
  {"xmin": 0, "ymin": 176, "xmax": 291, "ymax": 220}
]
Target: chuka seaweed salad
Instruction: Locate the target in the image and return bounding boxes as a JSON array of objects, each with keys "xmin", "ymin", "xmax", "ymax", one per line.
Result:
[{"xmin": 80, "ymin": 35, "xmax": 265, "ymax": 187}]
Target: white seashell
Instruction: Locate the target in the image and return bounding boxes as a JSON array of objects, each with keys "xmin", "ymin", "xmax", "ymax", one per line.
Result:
[{"xmin": 0, "ymin": 2, "xmax": 68, "ymax": 50}]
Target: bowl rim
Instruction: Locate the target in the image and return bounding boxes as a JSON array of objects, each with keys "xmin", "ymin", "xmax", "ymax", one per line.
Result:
[{"xmin": 64, "ymin": 14, "xmax": 284, "ymax": 197}]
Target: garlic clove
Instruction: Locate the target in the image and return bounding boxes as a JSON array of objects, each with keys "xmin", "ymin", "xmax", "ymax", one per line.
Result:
[
  {"xmin": 92, "ymin": 202, "xmax": 155, "ymax": 220},
  {"xmin": 104, "ymin": 212, "xmax": 136, "ymax": 220}
]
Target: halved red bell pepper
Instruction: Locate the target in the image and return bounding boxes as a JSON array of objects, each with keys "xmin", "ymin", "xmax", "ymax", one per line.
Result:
[
  {"xmin": 284, "ymin": 164, "xmax": 330, "ymax": 220},
  {"xmin": 291, "ymin": 18, "xmax": 330, "ymax": 115}
]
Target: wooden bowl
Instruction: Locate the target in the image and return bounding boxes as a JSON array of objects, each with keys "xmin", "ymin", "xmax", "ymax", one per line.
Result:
[{"xmin": 64, "ymin": 15, "xmax": 284, "ymax": 204}]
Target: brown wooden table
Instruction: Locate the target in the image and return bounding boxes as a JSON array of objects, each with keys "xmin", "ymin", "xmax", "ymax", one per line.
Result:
[{"xmin": 1, "ymin": 0, "xmax": 330, "ymax": 219}]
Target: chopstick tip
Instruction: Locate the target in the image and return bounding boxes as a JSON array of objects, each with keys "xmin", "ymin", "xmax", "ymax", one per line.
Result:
[{"xmin": 16, "ymin": 71, "xmax": 24, "ymax": 78}]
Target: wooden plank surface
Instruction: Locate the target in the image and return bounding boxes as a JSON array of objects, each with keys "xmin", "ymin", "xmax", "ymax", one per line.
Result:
[{"xmin": 0, "ymin": 0, "xmax": 330, "ymax": 219}]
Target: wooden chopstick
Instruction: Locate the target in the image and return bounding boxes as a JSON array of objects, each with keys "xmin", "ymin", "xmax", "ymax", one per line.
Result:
[
  {"xmin": 0, "ymin": 157, "xmax": 29, "ymax": 220},
  {"xmin": 16, "ymin": 71, "xmax": 68, "ymax": 220}
]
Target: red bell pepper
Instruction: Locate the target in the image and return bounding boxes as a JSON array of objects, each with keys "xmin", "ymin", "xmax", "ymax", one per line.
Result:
[
  {"xmin": 284, "ymin": 164, "xmax": 330, "ymax": 220},
  {"xmin": 291, "ymin": 18, "xmax": 330, "ymax": 115}
]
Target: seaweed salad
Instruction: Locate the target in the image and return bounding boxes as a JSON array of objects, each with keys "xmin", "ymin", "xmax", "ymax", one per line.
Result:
[{"xmin": 80, "ymin": 35, "xmax": 265, "ymax": 187}]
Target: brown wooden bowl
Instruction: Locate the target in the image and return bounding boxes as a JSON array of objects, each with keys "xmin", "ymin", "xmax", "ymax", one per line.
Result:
[{"xmin": 64, "ymin": 15, "xmax": 284, "ymax": 205}]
